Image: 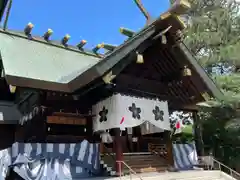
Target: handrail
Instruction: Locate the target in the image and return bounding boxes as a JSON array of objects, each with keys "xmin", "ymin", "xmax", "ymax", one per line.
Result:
[
  {"xmin": 211, "ymin": 157, "xmax": 240, "ymax": 179},
  {"xmin": 199, "ymin": 156, "xmax": 240, "ymax": 179},
  {"xmin": 116, "ymin": 160, "xmax": 143, "ymax": 180}
]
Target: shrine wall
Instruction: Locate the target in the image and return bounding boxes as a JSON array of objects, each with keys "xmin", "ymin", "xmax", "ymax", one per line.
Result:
[
  {"xmin": 0, "ymin": 124, "xmax": 15, "ymax": 150},
  {"xmin": 0, "ymin": 101, "xmax": 21, "ymax": 124}
]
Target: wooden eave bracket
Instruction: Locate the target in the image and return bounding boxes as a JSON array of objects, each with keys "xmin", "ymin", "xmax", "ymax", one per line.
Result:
[
  {"xmin": 102, "ymin": 71, "xmax": 116, "ymax": 84},
  {"xmin": 169, "ymin": 0, "xmax": 191, "ymax": 15}
]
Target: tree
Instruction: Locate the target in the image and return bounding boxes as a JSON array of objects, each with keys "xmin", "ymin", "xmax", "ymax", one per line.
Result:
[{"xmin": 172, "ymin": 0, "xmax": 240, "ymax": 169}]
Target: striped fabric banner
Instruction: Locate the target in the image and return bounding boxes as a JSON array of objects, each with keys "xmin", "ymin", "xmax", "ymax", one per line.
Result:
[
  {"xmin": 0, "ymin": 140, "xmax": 101, "ymax": 180},
  {"xmin": 0, "ymin": 148, "xmax": 11, "ymax": 180},
  {"xmin": 173, "ymin": 143, "xmax": 198, "ymax": 170}
]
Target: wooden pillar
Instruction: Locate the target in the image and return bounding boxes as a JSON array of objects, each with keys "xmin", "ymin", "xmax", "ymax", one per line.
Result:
[
  {"xmin": 193, "ymin": 111, "xmax": 204, "ymax": 156},
  {"xmin": 113, "ymin": 128, "xmax": 123, "ymax": 176},
  {"xmin": 15, "ymin": 125, "xmax": 25, "ymax": 142},
  {"xmin": 166, "ymin": 131, "xmax": 174, "ymax": 166}
]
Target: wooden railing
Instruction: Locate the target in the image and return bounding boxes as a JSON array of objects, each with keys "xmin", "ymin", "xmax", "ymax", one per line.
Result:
[
  {"xmin": 116, "ymin": 160, "xmax": 143, "ymax": 180},
  {"xmin": 148, "ymin": 143, "xmax": 167, "ymax": 158}
]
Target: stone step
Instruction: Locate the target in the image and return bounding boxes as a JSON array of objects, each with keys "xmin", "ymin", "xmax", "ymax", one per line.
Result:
[
  {"xmin": 125, "ymin": 161, "xmax": 167, "ymax": 167},
  {"xmin": 123, "ymin": 154, "xmax": 154, "ymax": 159},
  {"xmin": 124, "ymin": 156, "xmax": 156, "ymax": 161},
  {"xmin": 124, "ymin": 158, "xmax": 166, "ymax": 163},
  {"xmin": 132, "ymin": 166, "xmax": 167, "ymax": 173},
  {"xmin": 101, "ymin": 152, "xmax": 169, "ymax": 176}
]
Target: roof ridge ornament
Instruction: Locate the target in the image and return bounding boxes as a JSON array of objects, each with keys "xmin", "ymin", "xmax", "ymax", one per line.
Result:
[
  {"xmin": 119, "ymin": 27, "xmax": 135, "ymax": 38},
  {"xmin": 134, "ymin": 0, "xmax": 152, "ymax": 25},
  {"xmin": 61, "ymin": 34, "xmax": 70, "ymax": 46},
  {"xmin": 92, "ymin": 43, "xmax": 104, "ymax": 54},
  {"xmin": 24, "ymin": 22, "xmax": 34, "ymax": 35},
  {"xmin": 77, "ymin": 40, "xmax": 87, "ymax": 49},
  {"xmin": 43, "ymin": 29, "xmax": 53, "ymax": 41},
  {"xmin": 102, "ymin": 43, "xmax": 117, "ymax": 51}
]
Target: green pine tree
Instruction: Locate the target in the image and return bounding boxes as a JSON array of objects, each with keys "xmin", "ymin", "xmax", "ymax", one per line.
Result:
[{"xmin": 173, "ymin": 0, "xmax": 240, "ymax": 169}]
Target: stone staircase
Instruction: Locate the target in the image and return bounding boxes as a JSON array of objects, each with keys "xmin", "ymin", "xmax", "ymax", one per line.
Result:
[
  {"xmin": 123, "ymin": 153, "xmax": 168, "ymax": 174},
  {"xmin": 100, "ymin": 151, "xmax": 239, "ymax": 180},
  {"xmin": 100, "ymin": 170, "xmax": 238, "ymax": 180},
  {"xmin": 100, "ymin": 152, "xmax": 168, "ymax": 176}
]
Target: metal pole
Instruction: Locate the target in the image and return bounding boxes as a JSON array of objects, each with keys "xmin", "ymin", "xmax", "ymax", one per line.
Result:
[
  {"xmin": 119, "ymin": 161, "xmax": 122, "ymax": 179},
  {"xmin": 3, "ymin": 0, "xmax": 12, "ymax": 30}
]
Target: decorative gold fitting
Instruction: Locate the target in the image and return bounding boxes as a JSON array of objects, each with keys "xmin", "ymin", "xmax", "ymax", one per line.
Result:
[
  {"xmin": 9, "ymin": 84, "xmax": 16, "ymax": 93},
  {"xmin": 136, "ymin": 51, "xmax": 144, "ymax": 64},
  {"xmin": 183, "ymin": 65, "xmax": 192, "ymax": 76}
]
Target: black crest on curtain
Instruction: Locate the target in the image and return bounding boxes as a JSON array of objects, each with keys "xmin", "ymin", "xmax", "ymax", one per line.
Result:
[
  {"xmin": 128, "ymin": 103, "xmax": 141, "ymax": 119},
  {"xmin": 99, "ymin": 106, "xmax": 108, "ymax": 123},
  {"xmin": 152, "ymin": 106, "xmax": 164, "ymax": 121}
]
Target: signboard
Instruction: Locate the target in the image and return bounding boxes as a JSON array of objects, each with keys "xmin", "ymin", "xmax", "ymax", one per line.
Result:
[{"xmin": 47, "ymin": 116, "xmax": 86, "ymax": 125}]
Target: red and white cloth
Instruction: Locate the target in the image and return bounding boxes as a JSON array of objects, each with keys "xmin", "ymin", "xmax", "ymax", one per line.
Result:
[{"xmin": 169, "ymin": 111, "xmax": 193, "ymax": 135}]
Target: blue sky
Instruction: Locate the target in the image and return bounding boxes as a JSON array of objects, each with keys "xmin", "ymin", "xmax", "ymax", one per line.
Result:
[{"xmin": 2, "ymin": 0, "xmax": 170, "ymax": 49}]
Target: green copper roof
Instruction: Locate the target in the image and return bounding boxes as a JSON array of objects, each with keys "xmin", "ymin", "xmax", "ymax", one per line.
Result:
[
  {"xmin": 0, "ymin": 30, "xmax": 101, "ymax": 91},
  {"xmin": 0, "ymin": 8, "xmax": 223, "ymax": 103},
  {"xmin": 0, "ymin": 11, "xmax": 183, "ymax": 92}
]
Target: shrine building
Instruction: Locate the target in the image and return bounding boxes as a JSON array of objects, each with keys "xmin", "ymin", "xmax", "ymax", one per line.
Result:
[{"xmin": 0, "ymin": 0, "xmax": 223, "ymax": 179}]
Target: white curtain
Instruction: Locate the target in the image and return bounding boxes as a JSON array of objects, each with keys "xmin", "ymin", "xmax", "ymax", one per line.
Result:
[
  {"xmin": 92, "ymin": 94, "xmax": 170, "ymax": 132},
  {"xmin": 140, "ymin": 122, "xmax": 164, "ymax": 135}
]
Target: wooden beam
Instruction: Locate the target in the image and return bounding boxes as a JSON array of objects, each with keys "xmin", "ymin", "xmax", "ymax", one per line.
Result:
[
  {"xmin": 47, "ymin": 116, "xmax": 87, "ymax": 125},
  {"xmin": 52, "ymin": 112, "xmax": 94, "ymax": 118},
  {"xmin": 42, "ymin": 100, "xmax": 92, "ymax": 112},
  {"xmin": 117, "ymin": 74, "xmax": 168, "ymax": 93},
  {"xmin": 183, "ymin": 104, "xmax": 199, "ymax": 110},
  {"xmin": 116, "ymin": 74, "xmax": 189, "ymax": 105},
  {"xmin": 68, "ymin": 21, "xmax": 159, "ymax": 92}
]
